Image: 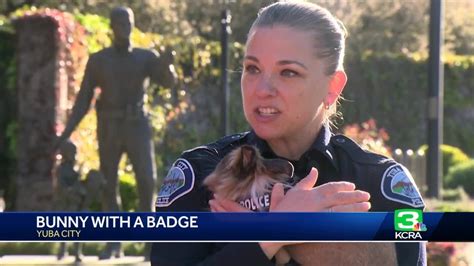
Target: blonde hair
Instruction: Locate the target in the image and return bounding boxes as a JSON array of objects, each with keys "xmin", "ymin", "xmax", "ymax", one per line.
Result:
[{"xmin": 249, "ymin": 1, "xmax": 347, "ymax": 124}]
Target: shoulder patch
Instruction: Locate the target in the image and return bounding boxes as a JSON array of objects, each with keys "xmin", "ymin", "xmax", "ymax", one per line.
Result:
[
  {"xmin": 156, "ymin": 159, "xmax": 195, "ymax": 207},
  {"xmin": 381, "ymin": 164, "xmax": 424, "ymax": 208}
]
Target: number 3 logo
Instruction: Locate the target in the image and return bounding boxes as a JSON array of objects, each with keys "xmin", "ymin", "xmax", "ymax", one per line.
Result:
[{"xmin": 394, "ymin": 209, "xmax": 422, "ymax": 231}]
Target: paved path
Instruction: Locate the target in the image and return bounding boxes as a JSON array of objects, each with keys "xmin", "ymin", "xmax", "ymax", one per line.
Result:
[
  {"xmin": 0, "ymin": 255, "xmax": 149, "ymax": 265},
  {"xmin": 3, "ymin": 244, "xmax": 474, "ymax": 265}
]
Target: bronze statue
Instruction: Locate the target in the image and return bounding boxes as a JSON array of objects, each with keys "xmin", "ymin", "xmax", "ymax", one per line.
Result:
[
  {"xmin": 55, "ymin": 142, "xmax": 106, "ymax": 261},
  {"xmin": 56, "ymin": 6, "xmax": 176, "ymax": 259},
  {"xmin": 55, "ymin": 140, "xmax": 84, "ymax": 262},
  {"xmin": 80, "ymin": 170, "xmax": 106, "ymax": 211}
]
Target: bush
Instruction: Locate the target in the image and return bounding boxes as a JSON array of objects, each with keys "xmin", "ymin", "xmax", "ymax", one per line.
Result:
[
  {"xmin": 0, "ymin": 18, "xmax": 17, "ymax": 210},
  {"xmin": 0, "ymin": 242, "xmax": 144, "ymax": 256},
  {"xmin": 341, "ymin": 118, "xmax": 392, "ymax": 157},
  {"xmin": 441, "ymin": 187, "xmax": 469, "ymax": 202},
  {"xmin": 424, "ymin": 198, "xmax": 474, "ymax": 212},
  {"xmin": 342, "ymin": 53, "xmax": 474, "ymax": 157},
  {"xmin": 445, "ymin": 160, "xmax": 474, "ymax": 197},
  {"xmin": 419, "ymin": 144, "xmax": 470, "ymax": 185},
  {"xmin": 0, "ymin": 242, "xmax": 56, "ymax": 256},
  {"xmin": 119, "ymin": 171, "xmax": 138, "ymax": 212}
]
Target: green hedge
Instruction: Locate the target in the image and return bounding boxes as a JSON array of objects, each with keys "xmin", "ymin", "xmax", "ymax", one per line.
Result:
[
  {"xmin": 446, "ymin": 160, "xmax": 474, "ymax": 196},
  {"xmin": 419, "ymin": 144, "xmax": 470, "ymax": 184},
  {"xmin": 342, "ymin": 53, "xmax": 474, "ymax": 157}
]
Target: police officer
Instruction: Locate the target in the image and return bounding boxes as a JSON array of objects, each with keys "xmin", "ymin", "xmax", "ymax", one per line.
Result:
[{"xmin": 151, "ymin": 2, "xmax": 426, "ymax": 265}]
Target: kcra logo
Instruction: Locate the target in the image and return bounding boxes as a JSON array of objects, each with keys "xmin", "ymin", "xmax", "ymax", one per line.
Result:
[{"xmin": 394, "ymin": 209, "xmax": 427, "ymax": 240}]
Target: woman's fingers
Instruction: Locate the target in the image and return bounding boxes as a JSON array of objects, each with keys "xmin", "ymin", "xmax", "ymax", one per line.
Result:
[
  {"xmin": 274, "ymin": 248, "xmax": 291, "ymax": 265},
  {"xmin": 314, "ymin": 181, "xmax": 356, "ymax": 195},
  {"xmin": 271, "ymin": 179, "xmax": 370, "ymax": 212},
  {"xmin": 330, "ymin": 190, "xmax": 371, "ymax": 205},
  {"xmin": 270, "ymin": 183, "xmax": 285, "ymax": 211},
  {"xmin": 211, "ymin": 194, "xmax": 251, "ymax": 212},
  {"xmin": 315, "ymin": 189, "xmax": 371, "ymax": 211},
  {"xmin": 209, "ymin": 199, "xmax": 226, "ymax": 212},
  {"xmin": 329, "ymin": 202, "xmax": 371, "ymax": 212}
]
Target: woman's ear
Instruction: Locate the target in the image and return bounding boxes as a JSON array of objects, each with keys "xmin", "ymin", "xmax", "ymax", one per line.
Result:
[{"xmin": 325, "ymin": 70, "xmax": 347, "ymax": 106}]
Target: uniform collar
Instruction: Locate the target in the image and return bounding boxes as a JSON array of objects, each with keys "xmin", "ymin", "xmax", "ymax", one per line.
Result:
[{"xmin": 247, "ymin": 124, "xmax": 338, "ymax": 171}]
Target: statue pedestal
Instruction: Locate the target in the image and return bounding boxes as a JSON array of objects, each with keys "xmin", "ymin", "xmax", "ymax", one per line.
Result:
[{"xmin": 14, "ymin": 11, "xmax": 86, "ymax": 210}]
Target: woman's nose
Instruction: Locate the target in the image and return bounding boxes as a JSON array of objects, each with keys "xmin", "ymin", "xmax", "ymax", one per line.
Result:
[{"xmin": 255, "ymin": 75, "xmax": 277, "ymax": 97}]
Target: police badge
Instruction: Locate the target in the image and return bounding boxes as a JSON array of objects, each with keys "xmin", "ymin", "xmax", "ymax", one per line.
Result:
[
  {"xmin": 156, "ymin": 159, "xmax": 195, "ymax": 207},
  {"xmin": 381, "ymin": 164, "xmax": 424, "ymax": 208}
]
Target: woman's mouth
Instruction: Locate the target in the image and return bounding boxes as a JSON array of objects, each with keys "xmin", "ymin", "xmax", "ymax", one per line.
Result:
[
  {"xmin": 254, "ymin": 107, "xmax": 281, "ymax": 122},
  {"xmin": 256, "ymin": 107, "xmax": 280, "ymax": 116}
]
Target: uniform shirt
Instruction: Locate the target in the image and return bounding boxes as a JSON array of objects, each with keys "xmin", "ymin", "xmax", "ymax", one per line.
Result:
[{"xmin": 151, "ymin": 125, "xmax": 426, "ymax": 266}]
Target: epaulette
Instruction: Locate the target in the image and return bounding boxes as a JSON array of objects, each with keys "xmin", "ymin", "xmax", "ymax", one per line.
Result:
[
  {"xmin": 182, "ymin": 132, "xmax": 250, "ymax": 157},
  {"xmin": 206, "ymin": 132, "xmax": 249, "ymax": 155},
  {"xmin": 330, "ymin": 135, "xmax": 392, "ymax": 165},
  {"xmin": 182, "ymin": 145, "xmax": 213, "ymax": 155}
]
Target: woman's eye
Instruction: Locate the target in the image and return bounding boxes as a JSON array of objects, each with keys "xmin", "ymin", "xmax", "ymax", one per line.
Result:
[
  {"xmin": 244, "ymin": 64, "xmax": 260, "ymax": 74},
  {"xmin": 281, "ymin": 69, "xmax": 299, "ymax": 77}
]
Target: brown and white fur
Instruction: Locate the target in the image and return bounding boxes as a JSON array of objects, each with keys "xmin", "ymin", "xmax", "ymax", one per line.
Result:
[
  {"xmin": 204, "ymin": 145, "xmax": 397, "ymax": 266},
  {"xmin": 204, "ymin": 145, "xmax": 293, "ymax": 208}
]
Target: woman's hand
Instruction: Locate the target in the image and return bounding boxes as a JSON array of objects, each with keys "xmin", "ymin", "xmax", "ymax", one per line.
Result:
[
  {"xmin": 260, "ymin": 168, "xmax": 372, "ymax": 257},
  {"xmin": 270, "ymin": 168, "xmax": 371, "ymax": 213}
]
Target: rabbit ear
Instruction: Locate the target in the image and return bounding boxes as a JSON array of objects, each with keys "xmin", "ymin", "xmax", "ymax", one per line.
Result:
[
  {"xmin": 264, "ymin": 159, "xmax": 294, "ymax": 178},
  {"xmin": 240, "ymin": 145, "xmax": 256, "ymax": 168},
  {"xmin": 234, "ymin": 145, "xmax": 257, "ymax": 180}
]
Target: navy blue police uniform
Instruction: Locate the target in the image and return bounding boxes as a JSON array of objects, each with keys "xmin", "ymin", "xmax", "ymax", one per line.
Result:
[{"xmin": 151, "ymin": 125, "xmax": 426, "ymax": 266}]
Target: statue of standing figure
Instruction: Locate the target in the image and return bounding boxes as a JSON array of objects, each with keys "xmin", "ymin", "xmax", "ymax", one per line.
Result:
[
  {"xmin": 56, "ymin": 6, "xmax": 177, "ymax": 260},
  {"xmin": 55, "ymin": 140, "xmax": 85, "ymax": 262}
]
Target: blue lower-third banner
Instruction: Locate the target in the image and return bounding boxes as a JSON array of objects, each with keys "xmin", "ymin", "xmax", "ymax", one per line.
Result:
[{"xmin": 0, "ymin": 211, "xmax": 471, "ymax": 241}]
